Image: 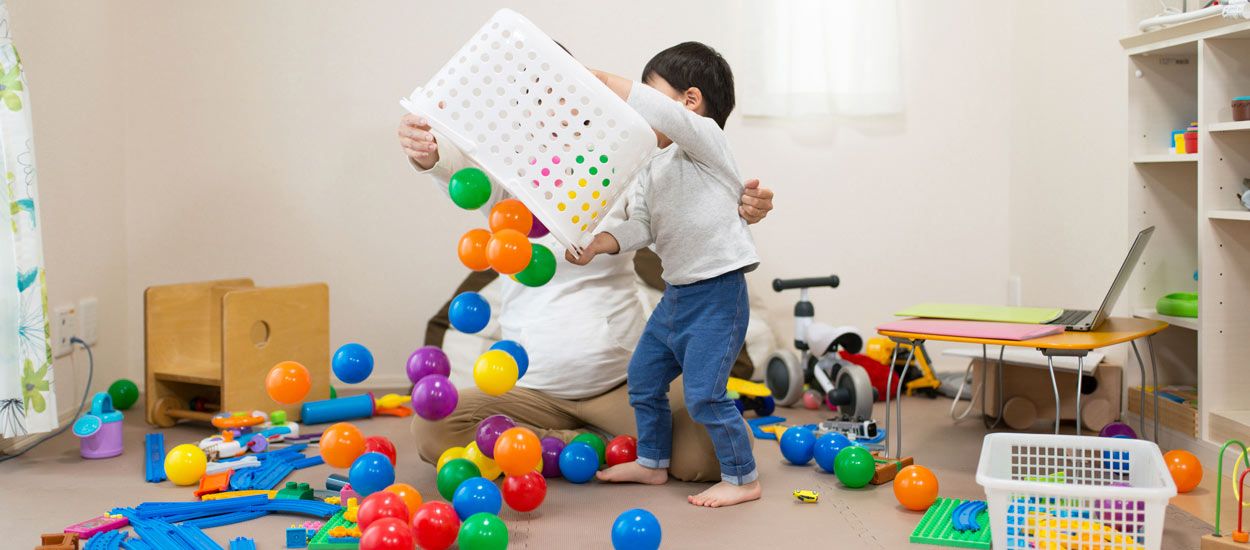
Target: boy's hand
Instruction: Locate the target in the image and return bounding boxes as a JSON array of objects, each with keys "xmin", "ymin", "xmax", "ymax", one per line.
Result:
[
  {"xmin": 740, "ymin": 179, "xmax": 774, "ymax": 224},
  {"xmin": 398, "ymin": 114, "xmax": 439, "ymax": 170},
  {"xmin": 565, "ymin": 232, "xmax": 621, "ymax": 266}
]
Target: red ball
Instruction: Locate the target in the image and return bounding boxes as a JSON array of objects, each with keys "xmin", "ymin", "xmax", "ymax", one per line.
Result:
[
  {"xmin": 411, "ymin": 501, "xmax": 460, "ymax": 550},
  {"xmin": 359, "ymin": 517, "xmax": 413, "ymax": 550},
  {"xmin": 502, "ymin": 471, "xmax": 548, "ymax": 512},
  {"xmin": 364, "ymin": 436, "xmax": 398, "ymax": 466},
  {"xmin": 606, "ymin": 435, "xmax": 638, "ymax": 467},
  {"xmin": 357, "ymin": 491, "xmax": 411, "ymax": 531}
]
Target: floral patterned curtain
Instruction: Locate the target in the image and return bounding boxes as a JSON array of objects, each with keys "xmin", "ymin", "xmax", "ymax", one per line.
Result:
[{"xmin": 0, "ymin": 0, "xmax": 54, "ymax": 438}]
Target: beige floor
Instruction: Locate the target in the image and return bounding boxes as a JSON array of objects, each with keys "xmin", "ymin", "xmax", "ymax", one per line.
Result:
[{"xmin": 0, "ymin": 393, "xmax": 1217, "ymax": 549}]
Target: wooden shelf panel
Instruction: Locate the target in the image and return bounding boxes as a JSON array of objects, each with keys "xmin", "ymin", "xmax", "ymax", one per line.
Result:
[
  {"xmin": 1134, "ymin": 308, "xmax": 1199, "ymax": 331},
  {"xmin": 151, "ymin": 358, "xmax": 222, "ymax": 385},
  {"xmin": 1134, "ymin": 153, "xmax": 1198, "ymax": 164},
  {"xmin": 1208, "ymin": 120, "xmax": 1250, "ymax": 133},
  {"xmin": 1209, "ymin": 210, "xmax": 1250, "ymax": 221}
]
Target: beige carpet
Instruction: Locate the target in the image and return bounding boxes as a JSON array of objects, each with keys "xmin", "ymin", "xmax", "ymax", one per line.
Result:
[{"xmin": 0, "ymin": 394, "xmax": 1214, "ymax": 549}]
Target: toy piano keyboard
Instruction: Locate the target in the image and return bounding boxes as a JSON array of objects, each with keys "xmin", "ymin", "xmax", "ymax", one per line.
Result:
[{"xmin": 400, "ymin": 9, "xmax": 656, "ymax": 254}]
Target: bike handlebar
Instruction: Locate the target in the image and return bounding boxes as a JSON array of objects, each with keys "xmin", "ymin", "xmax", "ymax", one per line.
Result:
[{"xmin": 772, "ymin": 275, "xmax": 840, "ymax": 292}]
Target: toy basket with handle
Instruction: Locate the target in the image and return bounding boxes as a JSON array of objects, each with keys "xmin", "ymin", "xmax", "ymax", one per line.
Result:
[
  {"xmin": 400, "ymin": 9, "xmax": 655, "ymax": 254},
  {"xmin": 974, "ymin": 433, "xmax": 1176, "ymax": 550}
]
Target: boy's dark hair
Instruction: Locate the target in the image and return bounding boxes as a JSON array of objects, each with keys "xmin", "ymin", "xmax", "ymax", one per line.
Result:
[{"xmin": 641, "ymin": 42, "xmax": 735, "ymax": 128}]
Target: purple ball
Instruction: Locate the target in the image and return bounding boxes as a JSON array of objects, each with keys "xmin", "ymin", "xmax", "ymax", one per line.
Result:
[
  {"xmin": 411, "ymin": 374, "xmax": 458, "ymax": 420},
  {"xmin": 540, "ymin": 436, "xmax": 566, "ymax": 478},
  {"xmin": 475, "ymin": 415, "xmax": 516, "ymax": 459},
  {"xmin": 407, "ymin": 346, "xmax": 451, "ymax": 385},
  {"xmin": 1099, "ymin": 421, "xmax": 1137, "ymax": 439},
  {"xmin": 528, "ymin": 217, "xmax": 550, "ymax": 238}
]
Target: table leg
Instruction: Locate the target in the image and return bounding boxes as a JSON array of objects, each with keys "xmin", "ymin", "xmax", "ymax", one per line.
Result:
[
  {"xmin": 896, "ymin": 343, "xmax": 917, "ymax": 457},
  {"xmin": 1046, "ymin": 354, "xmax": 1060, "ymax": 434},
  {"xmin": 1147, "ymin": 336, "xmax": 1161, "ymax": 442},
  {"xmin": 1130, "ymin": 341, "xmax": 1148, "ymax": 440},
  {"xmin": 885, "ymin": 344, "xmax": 901, "ymax": 457},
  {"xmin": 981, "ymin": 344, "xmax": 1006, "ymax": 430},
  {"xmin": 1075, "ymin": 355, "xmax": 1084, "ymax": 436}
]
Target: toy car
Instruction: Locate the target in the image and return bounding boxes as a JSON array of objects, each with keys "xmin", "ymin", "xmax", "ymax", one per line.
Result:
[
  {"xmin": 729, "ymin": 377, "xmax": 776, "ymax": 417},
  {"xmin": 793, "ymin": 489, "xmax": 820, "ymax": 503}
]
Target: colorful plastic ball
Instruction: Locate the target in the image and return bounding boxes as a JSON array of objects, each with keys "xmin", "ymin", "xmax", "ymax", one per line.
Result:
[
  {"xmin": 813, "ymin": 432, "xmax": 853, "ymax": 474},
  {"xmin": 513, "ymin": 243, "xmax": 557, "ymax": 287},
  {"xmin": 801, "ymin": 389, "xmax": 823, "ymax": 410},
  {"xmin": 893, "ymin": 465, "xmax": 939, "ymax": 511},
  {"xmin": 834, "ymin": 446, "xmax": 876, "ymax": 488},
  {"xmin": 359, "ymin": 516, "xmax": 413, "ymax": 550},
  {"xmin": 528, "ymin": 216, "xmax": 550, "ymax": 238},
  {"xmin": 571, "ymin": 433, "xmax": 607, "ymax": 466},
  {"xmin": 611, "ymin": 508, "xmax": 662, "ymax": 550},
  {"xmin": 383, "ymin": 483, "xmax": 422, "ymax": 520},
  {"xmin": 559, "ymin": 441, "xmax": 600, "ymax": 483},
  {"xmin": 449, "ymin": 291, "xmax": 491, "ymax": 334},
  {"xmin": 330, "ymin": 343, "xmax": 373, "ymax": 384},
  {"xmin": 779, "ymin": 427, "xmax": 817, "ymax": 465},
  {"xmin": 357, "ymin": 490, "xmax": 411, "ymax": 531},
  {"xmin": 540, "ymin": 437, "xmax": 566, "ymax": 478},
  {"xmin": 489, "ymin": 198, "xmax": 534, "ymax": 235},
  {"xmin": 107, "ymin": 379, "xmax": 139, "ymax": 410},
  {"xmin": 494, "ymin": 426, "xmax": 542, "ymax": 477},
  {"xmin": 458, "ymin": 228, "xmax": 493, "ymax": 271},
  {"xmin": 449, "ymin": 168, "xmax": 492, "ymax": 210},
  {"xmin": 458, "ymin": 512, "xmax": 508, "ymax": 550},
  {"xmin": 473, "ymin": 350, "xmax": 519, "ymax": 396},
  {"xmin": 164, "ymin": 444, "xmax": 207, "ymax": 486},
  {"xmin": 486, "ymin": 229, "xmax": 532, "ymax": 275},
  {"xmin": 489, "ymin": 340, "xmax": 530, "ymax": 380},
  {"xmin": 453, "ymin": 476, "xmax": 503, "ymax": 520},
  {"xmin": 437, "ymin": 446, "xmax": 467, "ymax": 471},
  {"xmin": 606, "ymin": 435, "xmax": 638, "ymax": 467},
  {"xmin": 406, "ymin": 346, "xmax": 451, "ymax": 384},
  {"xmin": 502, "ymin": 471, "xmax": 547, "ymax": 512},
  {"xmin": 1164, "ymin": 449, "xmax": 1202, "ymax": 493},
  {"xmin": 320, "ymin": 422, "xmax": 367, "ymax": 468},
  {"xmin": 349, "ymin": 452, "xmax": 396, "ymax": 497},
  {"xmin": 436, "ymin": 458, "xmax": 482, "ymax": 501},
  {"xmin": 464, "ymin": 441, "xmax": 503, "ymax": 481},
  {"xmin": 475, "ymin": 414, "xmax": 516, "ymax": 459},
  {"xmin": 1099, "ymin": 421, "xmax": 1137, "ymax": 439},
  {"xmin": 364, "ymin": 436, "xmax": 397, "ymax": 466},
  {"xmin": 411, "ymin": 374, "xmax": 459, "ymax": 421},
  {"xmin": 412, "ymin": 501, "xmax": 460, "ymax": 550},
  {"xmin": 265, "ymin": 361, "xmax": 311, "ymax": 404}
]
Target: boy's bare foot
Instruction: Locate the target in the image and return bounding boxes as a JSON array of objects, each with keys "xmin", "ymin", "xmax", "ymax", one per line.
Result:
[
  {"xmin": 595, "ymin": 461, "xmax": 669, "ymax": 485},
  {"xmin": 688, "ymin": 480, "xmax": 761, "ymax": 508}
]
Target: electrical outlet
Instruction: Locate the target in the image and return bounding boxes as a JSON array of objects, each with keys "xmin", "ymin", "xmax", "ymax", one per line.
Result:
[
  {"xmin": 52, "ymin": 305, "xmax": 77, "ymax": 358},
  {"xmin": 78, "ymin": 297, "xmax": 99, "ymax": 345}
]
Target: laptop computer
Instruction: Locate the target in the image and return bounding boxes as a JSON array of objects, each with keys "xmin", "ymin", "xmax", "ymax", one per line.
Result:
[{"xmin": 1038, "ymin": 226, "xmax": 1154, "ymax": 331}]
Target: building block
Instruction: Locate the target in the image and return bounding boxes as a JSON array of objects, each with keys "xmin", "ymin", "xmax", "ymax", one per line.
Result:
[
  {"xmin": 308, "ymin": 509, "xmax": 361, "ymax": 550},
  {"xmin": 276, "ymin": 482, "xmax": 315, "ymax": 500},
  {"xmin": 286, "ymin": 526, "xmax": 309, "ymax": 548},
  {"xmin": 195, "ymin": 470, "xmax": 234, "ymax": 498},
  {"xmin": 201, "ymin": 490, "xmax": 277, "ymax": 501},
  {"xmin": 144, "ymin": 432, "xmax": 166, "ymax": 482},
  {"xmin": 869, "ymin": 452, "xmax": 914, "ymax": 485},
  {"xmin": 910, "ymin": 497, "xmax": 992, "ymax": 549},
  {"xmin": 35, "ymin": 533, "xmax": 79, "ymax": 550},
  {"xmin": 229, "ymin": 538, "xmax": 258, "ymax": 550}
]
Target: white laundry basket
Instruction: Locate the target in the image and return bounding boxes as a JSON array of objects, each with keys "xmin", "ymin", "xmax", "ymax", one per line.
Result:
[
  {"xmin": 401, "ymin": 9, "xmax": 656, "ymax": 254},
  {"xmin": 974, "ymin": 433, "xmax": 1176, "ymax": 550}
]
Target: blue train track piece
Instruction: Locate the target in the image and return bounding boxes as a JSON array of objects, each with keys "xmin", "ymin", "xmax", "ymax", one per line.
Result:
[
  {"xmin": 951, "ymin": 500, "xmax": 988, "ymax": 532},
  {"xmin": 144, "ymin": 432, "xmax": 166, "ymax": 483},
  {"xmin": 229, "ymin": 538, "xmax": 258, "ymax": 550},
  {"xmin": 84, "ymin": 529, "xmax": 128, "ymax": 550}
]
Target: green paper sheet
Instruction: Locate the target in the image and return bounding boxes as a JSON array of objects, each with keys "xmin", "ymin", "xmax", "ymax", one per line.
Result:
[{"xmin": 895, "ymin": 303, "xmax": 1063, "ymax": 324}]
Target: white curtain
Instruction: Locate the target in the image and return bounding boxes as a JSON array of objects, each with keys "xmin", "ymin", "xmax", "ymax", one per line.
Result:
[{"xmin": 735, "ymin": 0, "xmax": 903, "ymax": 117}]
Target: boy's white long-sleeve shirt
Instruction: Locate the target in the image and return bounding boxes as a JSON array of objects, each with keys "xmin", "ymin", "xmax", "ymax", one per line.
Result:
[{"xmin": 608, "ymin": 83, "xmax": 759, "ymax": 285}]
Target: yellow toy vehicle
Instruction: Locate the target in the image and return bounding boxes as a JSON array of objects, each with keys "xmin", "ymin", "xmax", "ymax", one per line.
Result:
[{"xmin": 793, "ymin": 489, "xmax": 820, "ymax": 503}]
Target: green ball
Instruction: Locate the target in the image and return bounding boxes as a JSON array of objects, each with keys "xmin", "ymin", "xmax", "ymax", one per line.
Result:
[
  {"xmin": 329, "ymin": 386, "xmax": 337, "ymax": 399},
  {"xmin": 833, "ymin": 446, "xmax": 876, "ymax": 488},
  {"xmin": 513, "ymin": 243, "xmax": 556, "ymax": 287},
  {"xmin": 436, "ymin": 458, "xmax": 481, "ymax": 500},
  {"xmin": 458, "ymin": 512, "xmax": 508, "ymax": 550},
  {"xmin": 449, "ymin": 168, "xmax": 492, "ymax": 210},
  {"xmin": 107, "ymin": 379, "xmax": 139, "ymax": 410},
  {"xmin": 571, "ymin": 433, "xmax": 606, "ymax": 466}
]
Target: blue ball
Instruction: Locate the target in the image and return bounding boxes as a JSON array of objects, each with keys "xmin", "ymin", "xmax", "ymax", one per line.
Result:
[
  {"xmin": 779, "ymin": 427, "xmax": 817, "ymax": 465},
  {"xmin": 449, "ymin": 292, "xmax": 491, "ymax": 334},
  {"xmin": 490, "ymin": 340, "xmax": 530, "ymax": 380},
  {"xmin": 559, "ymin": 442, "xmax": 599, "ymax": 484},
  {"xmin": 813, "ymin": 433, "xmax": 853, "ymax": 473},
  {"xmin": 452, "ymin": 476, "xmax": 503, "ymax": 520},
  {"xmin": 611, "ymin": 508, "xmax": 662, "ymax": 550},
  {"xmin": 347, "ymin": 452, "xmax": 394, "ymax": 497},
  {"xmin": 331, "ymin": 343, "xmax": 374, "ymax": 384}
]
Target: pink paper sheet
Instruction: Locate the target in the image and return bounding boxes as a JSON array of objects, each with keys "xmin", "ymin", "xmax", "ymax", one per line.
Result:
[{"xmin": 877, "ymin": 318, "xmax": 1064, "ymax": 341}]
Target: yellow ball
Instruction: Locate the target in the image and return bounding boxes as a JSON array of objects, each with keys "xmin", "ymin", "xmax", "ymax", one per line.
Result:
[
  {"xmin": 164, "ymin": 444, "xmax": 207, "ymax": 486},
  {"xmin": 437, "ymin": 446, "xmax": 467, "ymax": 472},
  {"xmin": 473, "ymin": 350, "xmax": 519, "ymax": 396},
  {"xmin": 464, "ymin": 441, "xmax": 502, "ymax": 481}
]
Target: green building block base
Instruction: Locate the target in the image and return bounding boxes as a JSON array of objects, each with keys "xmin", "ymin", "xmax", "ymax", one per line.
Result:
[
  {"xmin": 909, "ymin": 497, "xmax": 992, "ymax": 549},
  {"xmin": 308, "ymin": 509, "xmax": 359, "ymax": 550}
]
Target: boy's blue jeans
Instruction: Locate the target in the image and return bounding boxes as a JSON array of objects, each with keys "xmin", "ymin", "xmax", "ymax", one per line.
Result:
[{"xmin": 627, "ymin": 269, "xmax": 757, "ymax": 485}]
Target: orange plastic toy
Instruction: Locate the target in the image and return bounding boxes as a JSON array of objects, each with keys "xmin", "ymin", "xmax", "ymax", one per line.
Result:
[
  {"xmin": 893, "ymin": 465, "xmax": 939, "ymax": 511},
  {"xmin": 488, "ymin": 198, "xmax": 534, "ymax": 235},
  {"xmin": 1164, "ymin": 449, "xmax": 1202, "ymax": 493},
  {"xmin": 265, "ymin": 361, "xmax": 311, "ymax": 404},
  {"xmin": 458, "ymin": 229, "xmax": 492, "ymax": 272},
  {"xmin": 486, "ymin": 229, "xmax": 532, "ymax": 274},
  {"xmin": 320, "ymin": 422, "xmax": 367, "ymax": 468},
  {"xmin": 210, "ymin": 411, "xmax": 266, "ymax": 429},
  {"xmin": 384, "ymin": 483, "xmax": 423, "ymax": 520},
  {"xmin": 493, "ymin": 426, "xmax": 542, "ymax": 477}
]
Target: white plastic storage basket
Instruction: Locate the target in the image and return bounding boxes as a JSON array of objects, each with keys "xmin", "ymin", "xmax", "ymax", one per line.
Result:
[
  {"xmin": 401, "ymin": 9, "xmax": 656, "ymax": 253},
  {"xmin": 974, "ymin": 433, "xmax": 1176, "ymax": 550}
]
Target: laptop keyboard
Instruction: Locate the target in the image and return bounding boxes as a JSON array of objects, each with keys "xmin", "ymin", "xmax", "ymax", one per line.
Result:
[{"xmin": 1051, "ymin": 309, "xmax": 1092, "ymax": 326}]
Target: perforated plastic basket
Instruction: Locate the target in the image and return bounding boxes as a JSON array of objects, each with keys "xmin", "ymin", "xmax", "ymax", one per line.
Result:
[
  {"xmin": 401, "ymin": 9, "xmax": 655, "ymax": 253},
  {"xmin": 975, "ymin": 433, "xmax": 1176, "ymax": 549}
]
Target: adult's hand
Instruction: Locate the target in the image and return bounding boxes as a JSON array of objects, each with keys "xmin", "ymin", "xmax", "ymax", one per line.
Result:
[
  {"xmin": 740, "ymin": 179, "xmax": 774, "ymax": 224},
  {"xmin": 398, "ymin": 114, "xmax": 439, "ymax": 170}
]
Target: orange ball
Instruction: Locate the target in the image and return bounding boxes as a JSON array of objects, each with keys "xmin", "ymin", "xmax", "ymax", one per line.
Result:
[
  {"xmin": 486, "ymin": 229, "xmax": 532, "ymax": 275},
  {"xmin": 384, "ymin": 483, "xmax": 423, "ymax": 520},
  {"xmin": 893, "ymin": 465, "xmax": 939, "ymax": 511},
  {"xmin": 458, "ymin": 228, "xmax": 492, "ymax": 271},
  {"xmin": 1164, "ymin": 449, "xmax": 1202, "ymax": 493},
  {"xmin": 265, "ymin": 361, "xmax": 311, "ymax": 404},
  {"xmin": 489, "ymin": 198, "xmax": 534, "ymax": 235},
  {"xmin": 320, "ymin": 422, "xmax": 366, "ymax": 468},
  {"xmin": 493, "ymin": 426, "xmax": 542, "ymax": 477}
]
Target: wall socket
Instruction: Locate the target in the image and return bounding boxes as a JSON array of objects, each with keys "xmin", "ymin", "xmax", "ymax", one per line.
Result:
[
  {"xmin": 52, "ymin": 305, "xmax": 77, "ymax": 358},
  {"xmin": 78, "ymin": 297, "xmax": 99, "ymax": 345}
]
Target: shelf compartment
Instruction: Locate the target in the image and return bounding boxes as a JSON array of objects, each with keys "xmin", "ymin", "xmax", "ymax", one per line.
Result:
[
  {"xmin": 1210, "ymin": 410, "xmax": 1250, "ymax": 447},
  {"xmin": 1209, "ymin": 210, "xmax": 1250, "ymax": 221},
  {"xmin": 1209, "ymin": 120, "xmax": 1250, "ymax": 133},
  {"xmin": 1134, "ymin": 153, "xmax": 1198, "ymax": 163},
  {"xmin": 1134, "ymin": 308, "xmax": 1199, "ymax": 331}
]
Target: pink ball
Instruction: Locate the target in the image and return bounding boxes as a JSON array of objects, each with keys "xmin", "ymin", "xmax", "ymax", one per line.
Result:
[
  {"xmin": 407, "ymin": 346, "xmax": 451, "ymax": 384},
  {"xmin": 802, "ymin": 389, "xmax": 823, "ymax": 410},
  {"xmin": 411, "ymin": 375, "xmax": 458, "ymax": 420}
]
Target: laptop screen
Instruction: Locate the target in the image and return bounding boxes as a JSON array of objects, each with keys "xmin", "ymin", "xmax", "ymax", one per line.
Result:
[{"xmin": 1091, "ymin": 226, "xmax": 1154, "ymax": 328}]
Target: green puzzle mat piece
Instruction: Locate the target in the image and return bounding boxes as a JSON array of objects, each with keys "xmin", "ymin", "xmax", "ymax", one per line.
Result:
[
  {"xmin": 308, "ymin": 509, "xmax": 359, "ymax": 550},
  {"xmin": 910, "ymin": 497, "xmax": 992, "ymax": 549}
]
